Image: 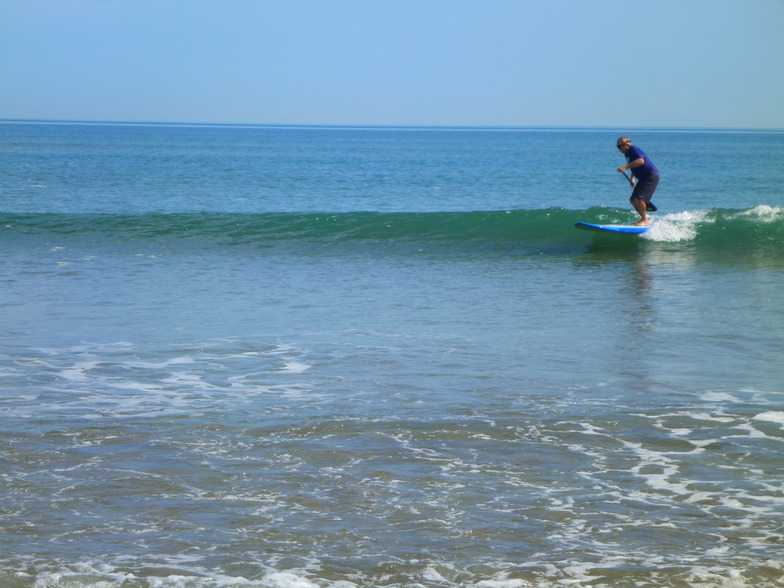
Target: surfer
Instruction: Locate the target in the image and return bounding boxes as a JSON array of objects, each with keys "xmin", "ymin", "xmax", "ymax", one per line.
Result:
[{"xmin": 616, "ymin": 137, "xmax": 660, "ymax": 226}]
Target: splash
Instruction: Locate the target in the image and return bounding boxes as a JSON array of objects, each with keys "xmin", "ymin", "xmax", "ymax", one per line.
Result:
[{"xmin": 643, "ymin": 210, "xmax": 711, "ymax": 242}]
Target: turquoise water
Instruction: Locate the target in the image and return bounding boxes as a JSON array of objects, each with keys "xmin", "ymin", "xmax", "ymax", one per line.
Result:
[{"xmin": 1, "ymin": 123, "xmax": 783, "ymax": 587}]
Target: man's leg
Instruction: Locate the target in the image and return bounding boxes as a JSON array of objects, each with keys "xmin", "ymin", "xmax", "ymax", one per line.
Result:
[{"xmin": 631, "ymin": 197, "xmax": 648, "ymax": 226}]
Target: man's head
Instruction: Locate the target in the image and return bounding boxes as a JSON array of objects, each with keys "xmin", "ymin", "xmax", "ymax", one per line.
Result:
[{"xmin": 616, "ymin": 136, "xmax": 632, "ymax": 153}]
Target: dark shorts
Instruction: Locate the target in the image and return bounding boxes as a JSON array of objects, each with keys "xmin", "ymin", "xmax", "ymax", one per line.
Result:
[{"xmin": 631, "ymin": 173, "xmax": 659, "ymax": 203}]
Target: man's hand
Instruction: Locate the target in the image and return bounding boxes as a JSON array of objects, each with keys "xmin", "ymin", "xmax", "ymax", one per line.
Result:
[{"xmin": 618, "ymin": 168, "xmax": 636, "ymax": 187}]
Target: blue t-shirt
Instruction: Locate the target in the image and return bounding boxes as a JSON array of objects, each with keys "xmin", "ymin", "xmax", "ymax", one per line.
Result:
[{"xmin": 625, "ymin": 145, "xmax": 659, "ymax": 179}]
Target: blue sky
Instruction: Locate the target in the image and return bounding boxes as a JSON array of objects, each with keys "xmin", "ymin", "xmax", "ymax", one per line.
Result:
[{"xmin": 1, "ymin": 0, "xmax": 783, "ymax": 128}]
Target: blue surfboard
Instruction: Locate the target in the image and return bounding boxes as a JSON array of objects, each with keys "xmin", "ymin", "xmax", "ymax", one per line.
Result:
[{"xmin": 575, "ymin": 222, "xmax": 650, "ymax": 235}]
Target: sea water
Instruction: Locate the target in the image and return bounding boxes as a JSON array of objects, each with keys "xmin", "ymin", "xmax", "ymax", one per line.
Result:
[{"xmin": 1, "ymin": 122, "xmax": 783, "ymax": 587}]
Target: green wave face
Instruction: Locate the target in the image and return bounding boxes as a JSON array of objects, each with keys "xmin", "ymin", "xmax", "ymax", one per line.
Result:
[{"xmin": 3, "ymin": 206, "xmax": 783, "ymax": 257}]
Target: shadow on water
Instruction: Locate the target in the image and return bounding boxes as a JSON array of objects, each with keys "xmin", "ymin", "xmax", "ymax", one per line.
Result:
[{"xmin": 579, "ymin": 230, "xmax": 649, "ymax": 257}]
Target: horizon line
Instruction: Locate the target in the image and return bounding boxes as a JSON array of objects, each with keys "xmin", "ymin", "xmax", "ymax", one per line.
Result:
[{"xmin": 2, "ymin": 118, "xmax": 783, "ymax": 133}]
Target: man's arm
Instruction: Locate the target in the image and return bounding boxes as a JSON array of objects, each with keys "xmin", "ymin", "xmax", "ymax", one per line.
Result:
[{"xmin": 617, "ymin": 157, "xmax": 645, "ymax": 173}]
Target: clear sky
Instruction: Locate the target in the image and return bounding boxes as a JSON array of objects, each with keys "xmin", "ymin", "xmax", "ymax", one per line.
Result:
[{"xmin": 1, "ymin": 0, "xmax": 783, "ymax": 128}]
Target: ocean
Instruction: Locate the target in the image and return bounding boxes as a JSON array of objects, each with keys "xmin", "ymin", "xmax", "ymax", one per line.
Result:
[{"xmin": 1, "ymin": 122, "xmax": 783, "ymax": 587}]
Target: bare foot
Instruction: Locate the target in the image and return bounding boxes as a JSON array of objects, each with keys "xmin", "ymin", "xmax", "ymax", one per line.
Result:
[{"xmin": 633, "ymin": 219, "xmax": 649, "ymax": 227}]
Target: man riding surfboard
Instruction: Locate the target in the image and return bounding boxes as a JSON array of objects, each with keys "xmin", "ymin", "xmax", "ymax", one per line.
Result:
[{"xmin": 616, "ymin": 136, "xmax": 660, "ymax": 226}]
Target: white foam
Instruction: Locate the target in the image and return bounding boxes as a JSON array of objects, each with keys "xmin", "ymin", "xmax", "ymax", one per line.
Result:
[
  {"xmin": 701, "ymin": 391, "xmax": 741, "ymax": 403},
  {"xmin": 642, "ymin": 467, "xmax": 691, "ymax": 495},
  {"xmin": 753, "ymin": 411, "xmax": 784, "ymax": 426},
  {"xmin": 704, "ymin": 545, "xmax": 731, "ymax": 556},
  {"xmin": 688, "ymin": 438, "xmax": 720, "ymax": 449},
  {"xmin": 684, "ymin": 491, "xmax": 718, "ymax": 504},
  {"xmin": 732, "ymin": 422, "xmax": 775, "ymax": 439},
  {"xmin": 643, "ymin": 204, "xmax": 784, "ymax": 244},
  {"xmin": 474, "ymin": 576, "xmax": 530, "ymax": 588},
  {"xmin": 624, "ymin": 441, "xmax": 691, "ymax": 495},
  {"xmin": 262, "ymin": 572, "xmax": 320, "ymax": 588},
  {"xmin": 133, "ymin": 356, "xmax": 196, "ymax": 369},
  {"xmin": 642, "ymin": 210, "xmax": 711, "ymax": 242},
  {"xmin": 734, "ymin": 204, "xmax": 784, "ymax": 222},
  {"xmin": 280, "ymin": 361, "xmax": 311, "ymax": 373},
  {"xmin": 59, "ymin": 360, "xmax": 101, "ymax": 382},
  {"xmin": 422, "ymin": 567, "xmax": 446, "ymax": 582},
  {"xmin": 682, "ymin": 412, "xmax": 736, "ymax": 423}
]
